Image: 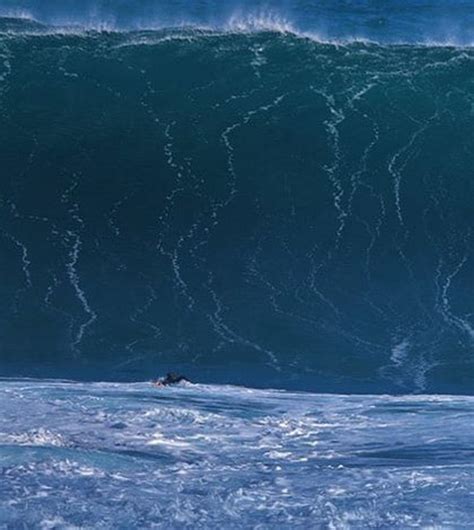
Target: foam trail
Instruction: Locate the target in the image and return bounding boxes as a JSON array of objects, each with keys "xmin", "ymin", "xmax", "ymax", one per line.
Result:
[
  {"xmin": 438, "ymin": 255, "xmax": 474, "ymax": 342},
  {"xmin": 66, "ymin": 230, "xmax": 98, "ymax": 352},
  {"xmin": 61, "ymin": 178, "xmax": 98, "ymax": 353}
]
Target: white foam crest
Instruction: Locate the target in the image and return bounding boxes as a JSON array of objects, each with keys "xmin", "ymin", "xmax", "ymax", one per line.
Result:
[
  {"xmin": 0, "ymin": 8, "xmax": 35, "ymax": 21},
  {"xmin": 224, "ymin": 11, "xmax": 295, "ymax": 34},
  {"xmin": 1, "ymin": 11, "xmax": 473, "ymax": 49},
  {"xmin": 40, "ymin": 516, "xmax": 80, "ymax": 530},
  {"xmin": 0, "ymin": 428, "xmax": 67, "ymax": 447},
  {"xmin": 147, "ymin": 432, "xmax": 191, "ymax": 448}
]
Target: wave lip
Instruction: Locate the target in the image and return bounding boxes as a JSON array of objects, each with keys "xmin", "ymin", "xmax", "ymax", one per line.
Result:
[
  {"xmin": 1, "ymin": 1, "xmax": 474, "ymax": 46},
  {"xmin": 1, "ymin": 16, "xmax": 472, "ymax": 49}
]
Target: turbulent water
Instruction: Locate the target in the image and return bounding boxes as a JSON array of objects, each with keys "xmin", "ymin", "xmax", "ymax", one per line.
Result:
[
  {"xmin": 1, "ymin": 379, "xmax": 473, "ymax": 528},
  {"xmin": 1, "ymin": 0, "xmax": 474, "ymax": 45},
  {"xmin": 1, "ymin": 13, "xmax": 474, "ymax": 393},
  {"xmin": 1, "ymin": 2, "xmax": 473, "ymax": 527}
]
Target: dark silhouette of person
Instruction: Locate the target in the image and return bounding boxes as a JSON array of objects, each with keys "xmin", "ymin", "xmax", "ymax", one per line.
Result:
[{"xmin": 153, "ymin": 372, "xmax": 190, "ymax": 387}]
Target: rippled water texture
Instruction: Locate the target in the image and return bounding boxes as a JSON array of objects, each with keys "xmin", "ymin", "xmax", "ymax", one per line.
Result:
[
  {"xmin": 0, "ymin": 380, "xmax": 473, "ymax": 528},
  {"xmin": 1, "ymin": 20, "xmax": 474, "ymax": 392}
]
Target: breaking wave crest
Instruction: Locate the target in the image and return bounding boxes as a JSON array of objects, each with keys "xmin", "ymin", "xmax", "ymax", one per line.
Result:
[{"xmin": 0, "ymin": 0, "xmax": 473, "ymax": 46}]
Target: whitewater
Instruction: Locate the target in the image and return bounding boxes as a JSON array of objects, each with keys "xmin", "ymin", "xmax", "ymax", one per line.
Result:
[
  {"xmin": 1, "ymin": 379, "xmax": 473, "ymax": 528},
  {"xmin": 1, "ymin": 0, "xmax": 474, "ymax": 45}
]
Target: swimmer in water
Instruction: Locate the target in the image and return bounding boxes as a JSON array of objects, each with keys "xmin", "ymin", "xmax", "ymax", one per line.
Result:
[{"xmin": 153, "ymin": 372, "xmax": 190, "ymax": 387}]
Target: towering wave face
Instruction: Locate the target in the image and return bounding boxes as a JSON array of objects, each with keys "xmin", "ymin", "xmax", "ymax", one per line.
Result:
[{"xmin": 0, "ymin": 7, "xmax": 473, "ymax": 393}]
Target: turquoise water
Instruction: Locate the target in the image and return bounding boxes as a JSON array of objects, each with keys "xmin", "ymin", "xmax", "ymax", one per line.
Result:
[{"xmin": 1, "ymin": 18, "xmax": 473, "ymax": 393}]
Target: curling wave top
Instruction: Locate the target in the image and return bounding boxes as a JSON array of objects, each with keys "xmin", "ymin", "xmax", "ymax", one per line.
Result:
[{"xmin": 0, "ymin": 0, "xmax": 474, "ymax": 45}]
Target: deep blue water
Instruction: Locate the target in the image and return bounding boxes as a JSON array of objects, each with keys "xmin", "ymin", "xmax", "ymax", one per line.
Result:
[
  {"xmin": 0, "ymin": 1, "xmax": 473, "ymax": 526},
  {"xmin": 1, "ymin": 13, "xmax": 474, "ymax": 393}
]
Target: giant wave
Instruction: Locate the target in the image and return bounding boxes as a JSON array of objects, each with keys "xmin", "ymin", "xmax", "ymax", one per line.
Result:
[{"xmin": 0, "ymin": 15, "xmax": 473, "ymax": 393}]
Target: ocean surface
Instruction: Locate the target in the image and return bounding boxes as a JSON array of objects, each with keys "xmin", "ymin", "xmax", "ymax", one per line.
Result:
[
  {"xmin": 1, "ymin": 379, "xmax": 473, "ymax": 528},
  {"xmin": 0, "ymin": 1, "xmax": 473, "ymax": 527}
]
